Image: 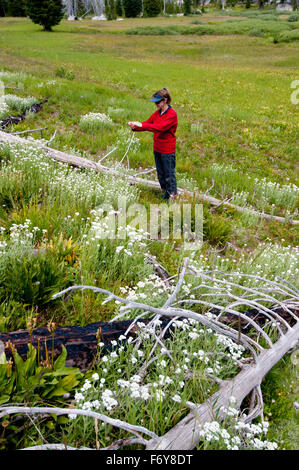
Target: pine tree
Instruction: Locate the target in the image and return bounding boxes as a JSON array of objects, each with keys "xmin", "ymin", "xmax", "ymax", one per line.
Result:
[
  {"xmin": 26, "ymin": 0, "xmax": 64, "ymax": 31},
  {"xmin": 183, "ymin": 0, "xmax": 192, "ymax": 15},
  {"xmin": 0, "ymin": 0, "xmax": 7, "ymax": 17},
  {"xmin": 123, "ymin": 0, "xmax": 142, "ymax": 18},
  {"xmin": 1, "ymin": 0, "xmax": 26, "ymax": 16},
  {"xmin": 115, "ymin": 0, "xmax": 124, "ymax": 16},
  {"xmin": 105, "ymin": 0, "xmax": 117, "ymax": 20},
  {"xmin": 143, "ymin": 0, "xmax": 162, "ymax": 17}
]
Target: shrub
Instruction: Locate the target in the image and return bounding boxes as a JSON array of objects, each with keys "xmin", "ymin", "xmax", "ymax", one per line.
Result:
[
  {"xmin": 203, "ymin": 210, "xmax": 232, "ymax": 247},
  {"xmin": 0, "ymin": 251, "xmax": 68, "ymax": 307},
  {"xmin": 5, "ymin": 0, "xmax": 26, "ymax": 16},
  {"xmin": 287, "ymin": 13, "xmax": 299, "ymax": 22},
  {"xmin": 276, "ymin": 28, "xmax": 299, "ymax": 43},
  {"xmin": 55, "ymin": 66, "xmax": 75, "ymax": 80},
  {"xmin": 0, "ymin": 344, "xmax": 82, "ymax": 449}
]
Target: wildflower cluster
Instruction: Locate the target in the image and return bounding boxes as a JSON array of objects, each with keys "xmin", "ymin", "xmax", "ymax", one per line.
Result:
[
  {"xmin": 207, "ymin": 163, "xmax": 298, "ymax": 215},
  {"xmin": 190, "ymin": 242, "xmax": 299, "ymax": 290},
  {"xmin": 37, "ymin": 79, "xmax": 57, "ymax": 88},
  {"xmin": 0, "ymin": 70, "xmax": 27, "ymax": 84},
  {"xmin": 0, "ymin": 219, "xmax": 41, "ymax": 257},
  {"xmin": 215, "ymin": 333, "xmax": 245, "ymax": 361},
  {"xmin": 198, "ymin": 397, "xmax": 278, "ymax": 450},
  {"xmin": 0, "ymin": 141, "xmax": 138, "ymax": 210},
  {"xmin": 0, "ymin": 99, "xmax": 9, "ymax": 119},
  {"xmin": 3, "ymin": 94, "xmax": 38, "ymax": 114},
  {"xmin": 253, "ymin": 177, "xmax": 299, "ymax": 211},
  {"xmin": 80, "ymin": 112, "xmax": 114, "ymax": 132},
  {"xmin": 118, "ymin": 269, "xmax": 173, "ymax": 307}
]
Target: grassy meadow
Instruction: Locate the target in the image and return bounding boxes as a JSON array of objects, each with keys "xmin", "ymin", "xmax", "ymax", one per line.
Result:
[{"xmin": 0, "ymin": 7, "xmax": 298, "ymax": 450}]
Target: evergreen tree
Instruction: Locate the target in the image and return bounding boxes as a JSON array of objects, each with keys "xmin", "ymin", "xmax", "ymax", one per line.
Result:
[
  {"xmin": 0, "ymin": 0, "xmax": 7, "ymax": 17},
  {"xmin": 105, "ymin": 0, "xmax": 117, "ymax": 19},
  {"xmin": 26, "ymin": 0, "xmax": 64, "ymax": 31},
  {"xmin": 123, "ymin": 0, "xmax": 142, "ymax": 17},
  {"xmin": 183, "ymin": 0, "xmax": 192, "ymax": 15},
  {"xmin": 5, "ymin": 0, "xmax": 26, "ymax": 16},
  {"xmin": 143, "ymin": 0, "xmax": 162, "ymax": 17},
  {"xmin": 116, "ymin": 0, "xmax": 124, "ymax": 16}
]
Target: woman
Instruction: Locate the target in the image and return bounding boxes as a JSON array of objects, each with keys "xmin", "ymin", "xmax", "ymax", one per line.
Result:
[{"xmin": 128, "ymin": 88, "xmax": 178, "ymax": 202}]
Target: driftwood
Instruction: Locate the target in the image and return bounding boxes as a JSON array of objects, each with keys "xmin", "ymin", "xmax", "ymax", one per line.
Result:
[
  {"xmin": 0, "ymin": 99, "xmax": 48, "ymax": 130},
  {"xmin": 0, "ymin": 130, "xmax": 297, "ymax": 226}
]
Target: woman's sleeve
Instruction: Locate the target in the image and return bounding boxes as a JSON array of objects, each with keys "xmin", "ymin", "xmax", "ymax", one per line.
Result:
[
  {"xmin": 141, "ymin": 113, "xmax": 177, "ymax": 133},
  {"xmin": 132, "ymin": 113, "xmax": 155, "ymax": 132}
]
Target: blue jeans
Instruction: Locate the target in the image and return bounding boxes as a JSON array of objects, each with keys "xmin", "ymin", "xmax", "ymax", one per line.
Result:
[{"xmin": 154, "ymin": 151, "xmax": 177, "ymax": 198}]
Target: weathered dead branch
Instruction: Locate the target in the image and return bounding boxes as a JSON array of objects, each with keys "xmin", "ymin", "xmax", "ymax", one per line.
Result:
[{"xmin": 0, "ymin": 406, "xmax": 157, "ymax": 441}]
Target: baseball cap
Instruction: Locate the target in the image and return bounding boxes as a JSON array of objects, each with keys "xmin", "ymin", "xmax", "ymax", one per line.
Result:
[{"xmin": 149, "ymin": 93, "xmax": 165, "ymax": 103}]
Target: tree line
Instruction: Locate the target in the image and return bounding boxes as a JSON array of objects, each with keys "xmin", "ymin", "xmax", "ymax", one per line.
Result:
[{"xmin": 0, "ymin": 0, "xmax": 297, "ymax": 32}]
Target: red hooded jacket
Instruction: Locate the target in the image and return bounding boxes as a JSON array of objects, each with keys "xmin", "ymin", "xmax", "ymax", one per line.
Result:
[{"xmin": 134, "ymin": 106, "xmax": 177, "ymax": 154}]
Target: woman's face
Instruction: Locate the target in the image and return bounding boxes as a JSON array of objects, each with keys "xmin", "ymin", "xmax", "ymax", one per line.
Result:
[{"xmin": 155, "ymin": 99, "xmax": 167, "ymax": 111}]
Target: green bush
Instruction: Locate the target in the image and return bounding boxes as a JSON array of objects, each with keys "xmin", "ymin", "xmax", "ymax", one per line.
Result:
[
  {"xmin": 55, "ymin": 66, "xmax": 75, "ymax": 80},
  {"xmin": 277, "ymin": 28, "xmax": 299, "ymax": 43},
  {"xmin": 203, "ymin": 211, "xmax": 232, "ymax": 247},
  {"xmin": 0, "ymin": 344, "xmax": 82, "ymax": 405},
  {"xmin": 115, "ymin": 0, "xmax": 124, "ymax": 16},
  {"xmin": 0, "ymin": 344, "xmax": 82, "ymax": 449},
  {"xmin": 0, "ymin": 251, "xmax": 69, "ymax": 307},
  {"xmin": 0, "ymin": 300, "xmax": 29, "ymax": 332},
  {"xmin": 287, "ymin": 13, "xmax": 299, "ymax": 22}
]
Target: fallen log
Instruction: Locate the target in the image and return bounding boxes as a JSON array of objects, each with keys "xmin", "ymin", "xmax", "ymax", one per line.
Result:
[
  {"xmin": 0, "ymin": 130, "xmax": 297, "ymax": 226},
  {"xmin": 0, "ymin": 318, "xmax": 174, "ymax": 372},
  {"xmin": 0, "ymin": 302, "xmax": 296, "ymax": 372}
]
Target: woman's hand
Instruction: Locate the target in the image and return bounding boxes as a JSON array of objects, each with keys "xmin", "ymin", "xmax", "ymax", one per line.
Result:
[{"xmin": 128, "ymin": 121, "xmax": 142, "ymax": 129}]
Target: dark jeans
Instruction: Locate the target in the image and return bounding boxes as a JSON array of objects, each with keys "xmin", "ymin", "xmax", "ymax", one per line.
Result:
[{"xmin": 154, "ymin": 151, "xmax": 177, "ymax": 198}]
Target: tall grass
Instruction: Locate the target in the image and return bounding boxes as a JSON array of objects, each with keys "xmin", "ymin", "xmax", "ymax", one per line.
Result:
[{"xmin": 126, "ymin": 18, "xmax": 299, "ymax": 42}]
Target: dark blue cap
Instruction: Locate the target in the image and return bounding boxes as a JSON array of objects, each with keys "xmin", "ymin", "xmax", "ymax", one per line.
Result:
[{"xmin": 150, "ymin": 93, "xmax": 164, "ymax": 103}]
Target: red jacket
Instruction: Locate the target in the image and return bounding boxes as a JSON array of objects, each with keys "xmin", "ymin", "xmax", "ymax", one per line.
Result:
[{"xmin": 134, "ymin": 106, "xmax": 177, "ymax": 154}]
